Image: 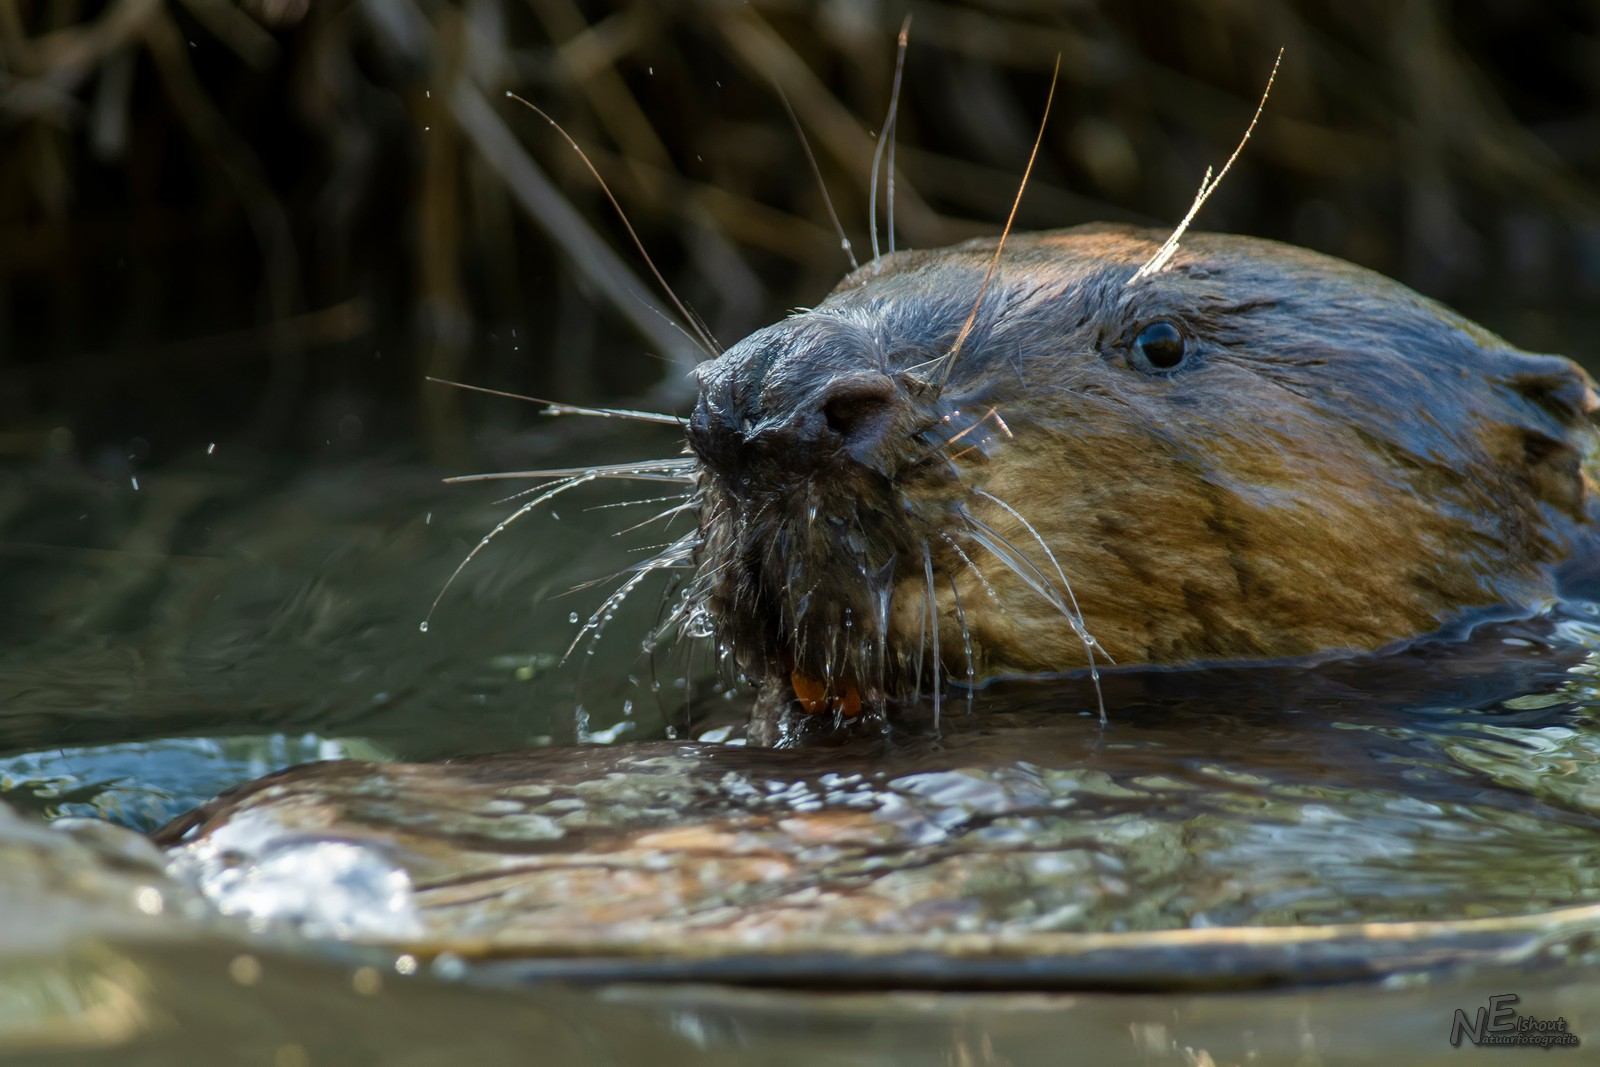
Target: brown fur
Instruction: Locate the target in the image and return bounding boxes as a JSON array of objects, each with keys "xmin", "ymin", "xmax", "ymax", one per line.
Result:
[{"xmin": 686, "ymin": 225, "xmax": 1600, "ymax": 722}]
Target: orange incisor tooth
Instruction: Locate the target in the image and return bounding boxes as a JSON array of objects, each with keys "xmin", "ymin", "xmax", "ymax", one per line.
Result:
[{"xmin": 790, "ymin": 672, "xmax": 862, "ymax": 717}]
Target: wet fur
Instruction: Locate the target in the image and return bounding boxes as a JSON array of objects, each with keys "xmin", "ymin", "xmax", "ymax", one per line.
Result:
[{"xmin": 683, "ymin": 224, "xmax": 1600, "ymax": 734}]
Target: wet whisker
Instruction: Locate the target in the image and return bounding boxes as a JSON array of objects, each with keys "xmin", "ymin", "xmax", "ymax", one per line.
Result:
[
  {"xmin": 445, "ymin": 458, "xmax": 696, "ymax": 485},
  {"xmin": 943, "ymin": 406, "xmax": 1013, "ymax": 449},
  {"xmin": 912, "ymin": 556, "xmax": 927, "ymax": 709},
  {"xmin": 491, "ymin": 474, "xmax": 581, "ymax": 506},
  {"xmin": 1128, "ymin": 48, "xmax": 1283, "ymax": 283},
  {"xmin": 973, "ymin": 490, "xmax": 1106, "ymax": 655},
  {"xmin": 504, "ymin": 92, "xmax": 722, "ymax": 357},
  {"xmin": 911, "ymin": 405, "xmax": 1013, "ymax": 466},
  {"xmin": 946, "ymin": 571, "xmax": 976, "ymax": 715},
  {"xmin": 564, "ymin": 567, "xmax": 655, "ymax": 664},
  {"xmin": 923, "ymin": 541, "xmax": 941, "ymax": 731},
  {"xmin": 610, "ymin": 500, "xmax": 697, "ymax": 538},
  {"xmin": 424, "ymin": 377, "xmax": 683, "ymax": 425},
  {"xmin": 971, "ymin": 489, "xmax": 1108, "ymax": 722},
  {"xmin": 583, "ymin": 493, "xmax": 693, "ymax": 513},
  {"xmin": 961, "ymin": 516, "xmax": 1069, "ymax": 620},
  {"xmin": 869, "ymin": 16, "xmax": 911, "ymax": 262},
  {"xmin": 563, "ymin": 532, "xmax": 698, "ymax": 663},
  {"xmin": 561, "ymin": 538, "xmax": 697, "ymax": 596},
  {"xmin": 774, "ymin": 81, "xmax": 857, "ymax": 270},
  {"xmin": 940, "ymin": 531, "xmax": 1002, "ymax": 607},
  {"xmin": 936, "ymin": 54, "xmax": 1060, "ymax": 390},
  {"xmin": 424, "ymin": 474, "xmax": 600, "ymax": 627}
]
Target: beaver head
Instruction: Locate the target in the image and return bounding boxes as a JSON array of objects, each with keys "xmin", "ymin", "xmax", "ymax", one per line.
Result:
[{"xmin": 682, "ymin": 224, "xmax": 1599, "ymax": 724}]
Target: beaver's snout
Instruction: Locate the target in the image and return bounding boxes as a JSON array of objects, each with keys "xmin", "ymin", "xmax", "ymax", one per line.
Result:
[
  {"xmin": 688, "ymin": 318, "xmax": 912, "ymax": 487},
  {"xmin": 681, "ymin": 313, "xmax": 952, "ymax": 723}
]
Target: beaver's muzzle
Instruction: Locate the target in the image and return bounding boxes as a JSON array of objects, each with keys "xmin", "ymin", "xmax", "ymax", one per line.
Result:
[
  {"xmin": 687, "ymin": 317, "xmax": 913, "ymax": 488},
  {"xmin": 685, "ymin": 315, "xmax": 936, "ymax": 721}
]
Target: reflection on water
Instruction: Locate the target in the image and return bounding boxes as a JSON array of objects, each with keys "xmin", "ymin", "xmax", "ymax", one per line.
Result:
[
  {"xmin": 0, "ymin": 431, "xmax": 695, "ymax": 766},
  {"xmin": 5, "ymin": 433, "xmax": 1600, "ymax": 1060},
  {"xmin": 4, "ymin": 936, "xmax": 1598, "ymax": 1066},
  {"xmin": 152, "ymin": 657, "xmax": 1600, "ymax": 952},
  {"xmin": 0, "ymin": 734, "xmax": 380, "ymax": 832}
]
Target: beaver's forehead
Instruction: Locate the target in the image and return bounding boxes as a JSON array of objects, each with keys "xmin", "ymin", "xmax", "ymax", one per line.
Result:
[
  {"xmin": 810, "ymin": 223, "xmax": 1499, "ymax": 372},
  {"xmin": 837, "ymin": 224, "xmax": 1406, "ymax": 298},
  {"xmin": 822, "ymin": 226, "xmax": 1339, "ymax": 315}
]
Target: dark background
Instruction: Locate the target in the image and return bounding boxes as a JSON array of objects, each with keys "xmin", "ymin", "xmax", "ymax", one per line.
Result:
[{"xmin": 3, "ymin": 0, "xmax": 1599, "ymax": 471}]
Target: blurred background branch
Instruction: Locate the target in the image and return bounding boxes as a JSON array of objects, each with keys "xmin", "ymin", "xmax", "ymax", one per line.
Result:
[{"xmin": 1, "ymin": 0, "xmax": 1597, "ymax": 467}]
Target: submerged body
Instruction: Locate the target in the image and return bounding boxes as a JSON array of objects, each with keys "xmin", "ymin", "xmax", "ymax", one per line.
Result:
[{"xmin": 682, "ymin": 224, "xmax": 1600, "ymax": 738}]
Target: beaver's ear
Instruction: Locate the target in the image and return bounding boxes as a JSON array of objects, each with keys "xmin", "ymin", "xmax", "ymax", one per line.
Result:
[
  {"xmin": 1482, "ymin": 352, "xmax": 1596, "ymax": 521},
  {"xmin": 1497, "ymin": 351, "xmax": 1599, "ymax": 426}
]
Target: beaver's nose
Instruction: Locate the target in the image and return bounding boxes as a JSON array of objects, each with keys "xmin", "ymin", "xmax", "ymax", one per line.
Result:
[
  {"xmin": 818, "ymin": 375, "xmax": 900, "ymax": 455},
  {"xmin": 689, "ymin": 371, "xmax": 905, "ymax": 488}
]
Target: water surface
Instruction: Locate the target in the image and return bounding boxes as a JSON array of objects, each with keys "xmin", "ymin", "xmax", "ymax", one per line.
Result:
[{"xmin": 4, "ymin": 428, "xmax": 1600, "ymax": 1063}]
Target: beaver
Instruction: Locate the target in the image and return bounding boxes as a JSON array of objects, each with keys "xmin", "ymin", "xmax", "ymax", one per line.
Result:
[{"xmin": 676, "ymin": 223, "xmax": 1600, "ymax": 738}]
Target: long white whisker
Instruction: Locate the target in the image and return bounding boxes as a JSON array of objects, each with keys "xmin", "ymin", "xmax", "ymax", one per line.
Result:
[
  {"xmin": 564, "ymin": 568, "xmax": 655, "ymax": 665},
  {"xmin": 869, "ymin": 16, "xmax": 911, "ymax": 262},
  {"xmin": 936, "ymin": 53, "xmax": 1059, "ymax": 391},
  {"xmin": 567, "ymin": 538, "xmax": 698, "ymax": 593},
  {"xmin": 973, "ymin": 489, "xmax": 1107, "ymax": 661},
  {"xmin": 611, "ymin": 500, "xmax": 697, "ymax": 538},
  {"xmin": 563, "ymin": 532, "xmax": 698, "ymax": 663},
  {"xmin": 923, "ymin": 541, "xmax": 941, "ymax": 731},
  {"xmin": 424, "ymin": 474, "xmax": 599, "ymax": 627},
  {"xmin": 424, "ymin": 377, "xmax": 683, "ymax": 425},
  {"xmin": 940, "ymin": 531, "xmax": 1001, "ymax": 606},
  {"xmin": 505, "ymin": 92, "xmax": 723, "ymax": 357},
  {"xmin": 1128, "ymin": 48, "xmax": 1283, "ymax": 283},
  {"xmin": 583, "ymin": 493, "xmax": 692, "ymax": 513},
  {"xmin": 970, "ymin": 491, "xmax": 1108, "ymax": 723},
  {"xmin": 444, "ymin": 458, "xmax": 696, "ymax": 485},
  {"xmin": 962, "ymin": 515, "xmax": 1069, "ymax": 618},
  {"xmin": 912, "ymin": 562, "xmax": 927, "ymax": 709},
  {"xmin": 885, "ymin": 57, "xmax": 901, "ymax": 256},
  {"xmin": 774, "ymin": 81, "xmax": 857, "ymax": 270},
  {"xmin": 491, "ymin": 473, "xmax": 581, "ymax": 506},
  {"xmin": 946, "ymin": 571, "xmax": 976, "ymax": 716}
]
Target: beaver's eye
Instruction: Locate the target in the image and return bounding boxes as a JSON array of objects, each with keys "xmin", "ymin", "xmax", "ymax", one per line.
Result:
[{"xmin": 1131, "ymin": 320, "xmax": 1187, "ymax": 372}]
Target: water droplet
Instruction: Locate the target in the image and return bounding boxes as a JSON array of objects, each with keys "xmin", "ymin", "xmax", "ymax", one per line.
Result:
[
  {"xmin": 352, "ymin": 967, "xmax": 382, "ymax": 995},
  {"xmin": 133, "ymin": 886, "xmax": 164, "ymax": 915},
  {"xmin": 569, "ymin": 612, "xmax": 580, "ymax": 624},
  {"xmin": 228, "ymin": 954, "xmax": 261, "ymax": 986},
  {"xmin": 418, "ymin": 620, "xmax": 430, "ymax": 633}
]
